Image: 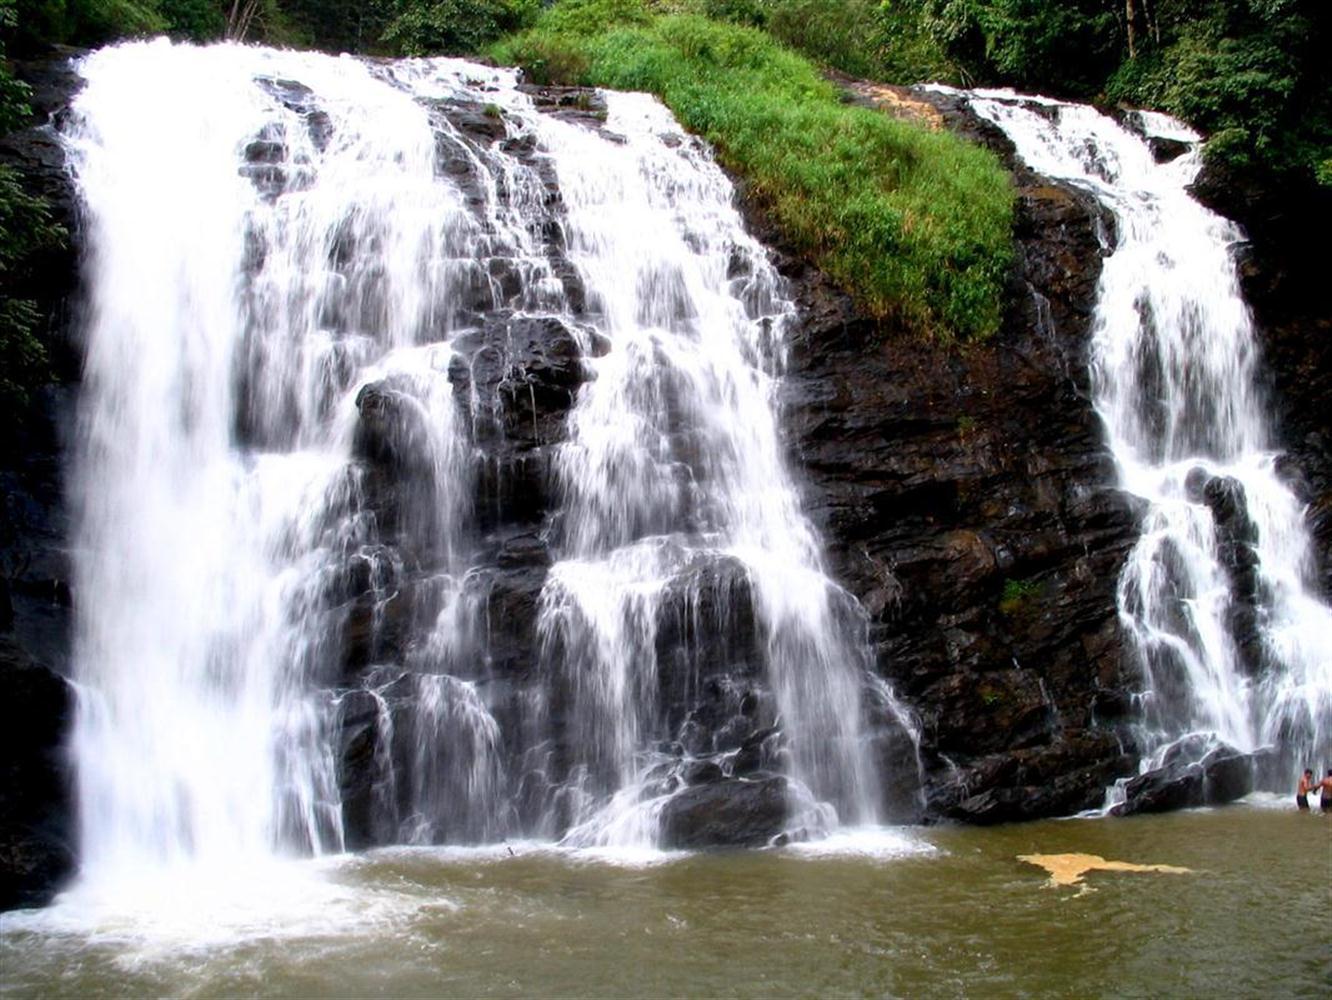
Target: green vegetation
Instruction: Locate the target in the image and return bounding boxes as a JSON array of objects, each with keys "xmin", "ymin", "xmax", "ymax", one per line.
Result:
[
  {"xmin": 998, "ymin": 576, "xmax": 1041, "ymax": 615},
  {"xmin": 642, "ymin": 1, "xmax": 1329, "ymax": 196},
  {"xmin": 492, "ymin": 0, "xmax": 1013, "ymax": 339},
  {"xmin": 0, "ymin": 0, "xmax": 1017, "ymax": 345},
  {"xmin": 379, "ymin": 0, "xmax": 537, "ymax": 56},
  {"xmin": 865, "ymin": 1, "xmax": 1329, "ymax": 193},
  {"xmin": 4, "ymin": 0, "xmax": 540, "ymax": 51},
  {"xmin": 0, "ymin": 0, "xmax": 63, "ymax": 423},
  {"xmin": 1102, "ymin": 1, "xmax": 1329, "ymax": 189}
]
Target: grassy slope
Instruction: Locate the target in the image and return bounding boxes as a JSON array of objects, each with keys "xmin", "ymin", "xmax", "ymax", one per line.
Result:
[{"xmin": 491, "ymin": 3, "xmax": 1013, "ymax": 341}]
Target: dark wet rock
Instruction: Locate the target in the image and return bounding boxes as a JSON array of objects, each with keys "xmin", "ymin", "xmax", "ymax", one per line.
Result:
[
  {"xmin": 922, "ymin": 669, "xmax": 1051, "ymax": 757},
  {"xmin": 0, "ymin": 55, "xmax": 81, "ymax": 909},
  {"xmin": 445, "ymin": 100, "xmax": 509, "ymax": 143},
  {"xmin": 676, "ymin": 676, "xmax": 773, "ymax": 759},
  {"xmin": 254, "ymin": 76, "xmax": 333, "ymax": 150},
  {"xmin": 1195, "ymin": 475, "xmax": 1265, "ymax": 673},
  {"xmin": 450, "ymin": 315, "xmax": 591, "ymax": 450},
  {"xmin": 1202, "ymin": 476, "xmax": 1256, "ymax": 543},
  {"xmin": 354, "ymin": 378, "xmax": 433, "ymax": 470},
  {"xmin": 1111, "ymin": 738, "xmax": 1255, "ymax": 817},
  {"xmin": 932, "ymin": 731, "xmax": 1135, "ymax": 824},
  {"xmin": 337, "ymin": 584, "xmax": 415, "ymax": 682},
  {"xmin": 481, "ymin": 559, "xmax": 550, "ymax": 683},
  {"xmin": 730, "ymin": 724, "xmax": 781, "ymax": 776},
  {"xmin": 518, "ymin": 85, "xmax": 608, "ymax": 129},
  {"xmin": 1200, "ymin": 745, "xmax": 1256, "ymax": 805},
  {"xmin": 682, "ymin": 759, "xmax": 724, "ymax": 785},
  {"xmin": 659, "ymin": 776, "xmax": 789, "ymax": 849},
  {"xmin": 1146, "ymin": 136, "xmax": 1190, "ymax": 163},
  {"xmin": 0, "ymin": 636, "xmax": 74, "ymax": 911},
  {"xmin": 654, "ymin": 555, "xmax": 761, "ymax": 706},
  {"xmin": 335, "ymin": 689, "xmax": 384, "ymax": 851}
]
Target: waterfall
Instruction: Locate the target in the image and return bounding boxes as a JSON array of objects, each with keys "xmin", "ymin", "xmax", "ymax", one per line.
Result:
[
  {"xmin": 941, "ymin": 88, "xmax": 1332, "ymax": 791},
  {"xmin": 61, "ymin": 39, "xmax": 912, "ymax": 875},
  {"xmin": 529, "ymin": 94, "xmax": 886, "ymax": 844}
]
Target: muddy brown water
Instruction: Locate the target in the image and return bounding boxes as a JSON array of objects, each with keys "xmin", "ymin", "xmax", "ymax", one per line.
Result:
[{"xmin": 3, "ymin": 800, "xmax": 1329, "ymax": 998}]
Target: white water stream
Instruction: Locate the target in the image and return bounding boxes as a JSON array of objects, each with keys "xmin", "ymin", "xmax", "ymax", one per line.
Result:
[
  {"xmin": 943, "ymin": 88, "xmax": 1332, "ymax": 790},
  {"xmin": 60, "ymin": 39, "xmax": 911, "ymax": 889}
]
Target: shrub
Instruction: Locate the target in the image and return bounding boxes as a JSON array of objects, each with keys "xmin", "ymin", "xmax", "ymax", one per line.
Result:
[{"xmin": 381, "ymin": 0, "xmax": 540, "ymax": 56}]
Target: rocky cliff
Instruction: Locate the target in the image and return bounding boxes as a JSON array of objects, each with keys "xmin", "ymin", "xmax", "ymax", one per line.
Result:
[
  {"xmin": 756, "ymin": 85, "xmax": 1144, "ymax": 824},
  {"xmin": 0, "ymin": 50, "xmax": 82, "ymax": 911}
]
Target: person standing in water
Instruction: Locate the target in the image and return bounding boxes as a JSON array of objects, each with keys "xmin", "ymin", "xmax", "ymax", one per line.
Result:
[
  {"xmin": 1296, "ymin": 769, "xmax": 1316, "ymax": 811},
  {"xmin": 1320, "ymin": 770, "xmax": 1332, "ymax": 814}
]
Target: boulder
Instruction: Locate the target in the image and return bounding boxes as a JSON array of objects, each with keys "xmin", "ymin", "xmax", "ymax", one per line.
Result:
[
  {"xmin": 658, "ymin": 776, "xmax": 789, "ymax": 849},
  {"xmin": 1111, "ymin": 739, "xmax": 1255, "ymax": 816}
]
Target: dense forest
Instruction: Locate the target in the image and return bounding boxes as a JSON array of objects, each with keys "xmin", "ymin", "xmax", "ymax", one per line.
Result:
[{"xmin": 1, "ymin": 0, "xmax": 1329, "ymax": 418}]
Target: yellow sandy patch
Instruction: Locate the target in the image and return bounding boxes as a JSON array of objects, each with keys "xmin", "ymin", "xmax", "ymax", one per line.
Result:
[{"xmin": 1018, "ymin": 852, "xmax": 1192, "ymax": 891}]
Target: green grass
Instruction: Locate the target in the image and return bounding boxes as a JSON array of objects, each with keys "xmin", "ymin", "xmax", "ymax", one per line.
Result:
[{"xmin": 491, "ymin": 1, "xmax": 1013, "ymax": 341}]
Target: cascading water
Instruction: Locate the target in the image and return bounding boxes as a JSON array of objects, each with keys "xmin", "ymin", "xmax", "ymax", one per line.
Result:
[
  {"xmin": 62, "ymin": 38, "xmax": 915, "ymax": 880},
  {"xmin": 939, "ymin": 88, "xmax": 1332, "ymax": 792},
  {"xmin": 531, "ymin": 95, "xmax": 888, "ymax": 844}
]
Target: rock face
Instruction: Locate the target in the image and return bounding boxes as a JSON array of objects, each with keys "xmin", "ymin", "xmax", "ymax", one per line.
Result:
[
  {"xmin": 1191, "ymin": 162, "xmax": 1332, "ymax": 601},
  {"xmin": 0, "ymin": 49, "xmax": 83, "ymax": 912},
  {"xmin": 749, "ymin": 85, "xmax": 1144, "ymax": 823}
]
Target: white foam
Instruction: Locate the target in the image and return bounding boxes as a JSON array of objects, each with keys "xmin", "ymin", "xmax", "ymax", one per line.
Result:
[
  {"xmin": 0, "ymin": 856, "xmax": 441, "ymax": 962},
  {"xmin": 781, "ymin": 826, "xmax": 939, "ymax": 861}
]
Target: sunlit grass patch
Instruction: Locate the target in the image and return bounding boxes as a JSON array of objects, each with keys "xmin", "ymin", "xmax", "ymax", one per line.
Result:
[{"xmin": 492, "ymin": 1, "xmax": 1013, "ymax": 341}]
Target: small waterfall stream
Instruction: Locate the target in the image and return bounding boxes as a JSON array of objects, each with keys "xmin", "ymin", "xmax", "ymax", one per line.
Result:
[
  {"xmin": 61, "ymin": 40, "xmax": 915, "ymax": 878},
  {"xmin": 942, "ymin": 88, "xmax": 1332, "ymax": 793}
]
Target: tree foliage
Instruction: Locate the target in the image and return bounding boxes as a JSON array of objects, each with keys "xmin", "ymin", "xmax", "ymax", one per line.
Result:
[
  {"xmin": 1105, "ymin": 0, "xmax": 1329, "ymax": 187},
  {"xmin": 380, "ymin": 0, "xmax": 538, "ymax": 56},
  {"xmin": 873, "ymin": 0, "xmax": 1330, "ymax": 189},
  {"xmin": 0, "ymin": 0, "xmax": 63, "ymax": 422}
]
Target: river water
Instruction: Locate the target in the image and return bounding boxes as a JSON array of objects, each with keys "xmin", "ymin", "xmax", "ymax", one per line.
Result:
[{"xmin": 2, "ymin": 801, "xmax": 1327, "ymax": 997}]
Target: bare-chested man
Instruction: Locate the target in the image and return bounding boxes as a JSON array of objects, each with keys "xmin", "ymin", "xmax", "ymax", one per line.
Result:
[{"xmin": 1296, "ymin": 769, "xmax": 1316, "ymax": 811}]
